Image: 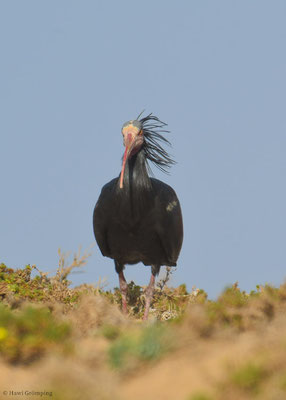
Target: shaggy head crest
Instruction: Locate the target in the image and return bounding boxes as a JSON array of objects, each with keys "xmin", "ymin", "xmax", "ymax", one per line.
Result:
[{"xmin": 137, "ymin": 112, "xmax": 176, "ymax": 174}]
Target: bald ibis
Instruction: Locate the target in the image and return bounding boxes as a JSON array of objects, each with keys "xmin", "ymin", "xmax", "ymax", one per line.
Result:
[{"xmin": 93, "ymin": 113, "xmax": 183, "ymax": 319}]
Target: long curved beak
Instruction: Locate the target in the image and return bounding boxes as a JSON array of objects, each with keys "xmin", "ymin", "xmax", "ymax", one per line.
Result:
[
  {"xmin": 119, "ymin": 134, "xmax": 136, "ymax": 189},
  {"xmin": 119, "ymin": 144, "xmax": 131, "ymax": 189}
]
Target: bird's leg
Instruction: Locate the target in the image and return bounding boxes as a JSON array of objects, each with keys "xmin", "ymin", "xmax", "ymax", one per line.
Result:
[
  {"xmin": 143, "ymin": 265, "xmax": 160, "ymax": 321},
  {"xmin": 143, "ymin": 274, "xmax": 155, "ymax": 320},
  {"xmin": 115, "ymin": 261, "xmax": 128, "ymax": 315},
  {"xmin": 118, "ymin": 270, "xmax": 128, "ymax": 314}
]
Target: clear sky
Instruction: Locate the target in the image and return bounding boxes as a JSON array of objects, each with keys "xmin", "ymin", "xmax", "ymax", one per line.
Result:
[{"xmin": 1, "ymin": 1, "xmax": 285, "ymax": 298}]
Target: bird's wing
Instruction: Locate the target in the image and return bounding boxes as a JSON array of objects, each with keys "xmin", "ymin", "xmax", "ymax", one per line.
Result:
[
  {"xmin": 93, "ymin": 179, "xmax": 117, "ymax": 257},
  {"xmin": 152, "ymin": 179, "xmax": 183, "ymax": 264}
]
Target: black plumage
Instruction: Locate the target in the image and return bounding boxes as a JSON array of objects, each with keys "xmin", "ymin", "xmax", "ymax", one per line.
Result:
[{"xmin": 93, "ymin": 113, "xmax": 183, "ymax": 319}]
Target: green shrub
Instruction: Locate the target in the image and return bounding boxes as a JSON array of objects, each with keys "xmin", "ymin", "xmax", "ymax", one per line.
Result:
[
  {"xmin": 109, "ymin": 323, "xmax": 173, "ymax": 371},
  {"xmin": 231, "ymin": 362, "xmax": 266, "ymax": 393},
  {"xmin": 0, "ymin": 304, "xmax": 71, "ymax": 363},
  {"xmin": 188, "ymin": 393, "xmax": 213, "ymax": 400}
]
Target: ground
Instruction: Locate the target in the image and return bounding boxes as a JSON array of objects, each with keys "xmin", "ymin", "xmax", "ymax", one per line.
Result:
[{"xmin": 0, "ymin": 254, "xmax": 286, "ymax": 400}]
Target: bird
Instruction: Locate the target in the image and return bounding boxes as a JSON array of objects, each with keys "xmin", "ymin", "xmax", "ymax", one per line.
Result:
[{"xmin": 93, "ymin": 112, "xmax": 183, "ymax": 320}]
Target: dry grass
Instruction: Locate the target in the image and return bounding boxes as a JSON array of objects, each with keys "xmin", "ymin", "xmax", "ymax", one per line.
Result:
[{"xmin": 1, "ymin": 254, "xmax": 286, "ymax": 399}]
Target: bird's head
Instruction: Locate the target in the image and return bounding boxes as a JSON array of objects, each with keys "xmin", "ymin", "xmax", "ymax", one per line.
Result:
[
  {"xmin": 119, "ymin": 113, "xmax": 175, "ymax": 189},
  {"xmin": 119, "ymin": 119, "xmax": 144, "ymax": 188}
]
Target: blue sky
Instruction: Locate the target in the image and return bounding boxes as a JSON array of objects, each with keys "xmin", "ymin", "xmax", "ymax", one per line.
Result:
[{"xmin": 1, "ymin": 1, "xmax": 285, "ymax": 298}]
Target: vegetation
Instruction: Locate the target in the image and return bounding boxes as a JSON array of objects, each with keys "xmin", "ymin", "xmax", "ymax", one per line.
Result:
[
  {"xmin": 0, "ymin": 304, "xmax": 71, "ymax": 363},
  {"xmin": 0, "ymin": 255, "xmax": 286, "ymax": 399}
]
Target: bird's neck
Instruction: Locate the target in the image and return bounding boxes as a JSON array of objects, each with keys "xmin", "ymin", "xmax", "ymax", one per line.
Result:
[
  {"xmin": 116, "ymin": 149, "xmax": 154, "ymax": 221},
  {"xmin": 116, "ymin": 149, "xmax": 152, "ymax": 204},
  {"xmin": 119, "ymin": 150, "xmax": 152, "ymax": 218},
  {"xmin": 122, "ymin": 149, "xmax": 152, "ymax": 192}
]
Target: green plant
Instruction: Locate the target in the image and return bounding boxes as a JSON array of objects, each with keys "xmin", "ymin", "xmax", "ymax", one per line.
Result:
[
  {"xmin": 231, "ymin": 362, "xmax": 266, "ymax": 393},
  {"xmin": 0, "ymin": 304, "xmax": 71, "ymax": 363},
  {"xmin": 109, "ymin": 323, "xmax": 173, "ymax": 371},
  {"xmin": 218, "ymin": 283, "xmax": 249, "ymax": 308},
  {"xmin": 188, "ymin": 393, "xmax": 213, "ymax": 400},
  {"xmin": 100, "ymin": 324, "xmax": 121, "ymax": 341}
]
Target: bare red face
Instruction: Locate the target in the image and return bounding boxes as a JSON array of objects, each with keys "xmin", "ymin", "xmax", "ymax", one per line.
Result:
[{"xmin": 120, "ymin": 121, "xmax": 143, "ymax": 189}]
